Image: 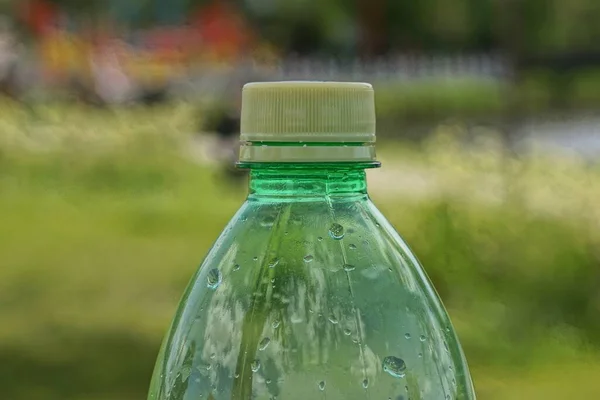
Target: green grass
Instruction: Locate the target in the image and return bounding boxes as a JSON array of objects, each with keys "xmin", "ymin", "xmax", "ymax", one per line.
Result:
[
  {"xmin": 1, "ymin": 103, "xmax": 599, "ymax": 399},
  {"xmin": 375, "ymin": 78, "xmax": 506, "ymax": 122},
  {"xmin": 373, "ymin": 72, "xmax": 600, "ymax": 130}
]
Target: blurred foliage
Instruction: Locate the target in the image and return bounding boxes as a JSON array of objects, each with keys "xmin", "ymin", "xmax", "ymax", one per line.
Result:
[
  {"xmin": 5, "ymin": 0, "xmax": 600, "ymax": 56},
  {"xmin": 374, "ymin": 79, "xmax": 506, "ymax": 127},
  {"xmin": 0, "ymin": 102, "xmax": 599, "ymax": 399}
]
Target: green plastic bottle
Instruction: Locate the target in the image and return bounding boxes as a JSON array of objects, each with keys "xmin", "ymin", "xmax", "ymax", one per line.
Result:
[{"xmin": 148, "ymin": 82, "xmax": 476, "ymax": 400}]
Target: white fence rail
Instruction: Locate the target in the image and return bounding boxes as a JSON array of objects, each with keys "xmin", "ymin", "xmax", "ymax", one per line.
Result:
[
  {"xmin": 176, "ymin": 53, "xmax": 511, "ymax": 101},
  {"xmin": 274, "ymin": 53, "xmax": 509, "ymax": 82}
]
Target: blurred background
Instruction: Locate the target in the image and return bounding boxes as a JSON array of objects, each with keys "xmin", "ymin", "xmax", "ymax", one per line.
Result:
[{"xmin": 1, "ymin": 0, "xmax": 599, "ymax": 399}]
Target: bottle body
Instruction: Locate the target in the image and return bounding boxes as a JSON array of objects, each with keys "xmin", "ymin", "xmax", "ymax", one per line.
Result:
[{"xmin": 148, "ymin": 168, "xmax": 475, "ymax": 400}]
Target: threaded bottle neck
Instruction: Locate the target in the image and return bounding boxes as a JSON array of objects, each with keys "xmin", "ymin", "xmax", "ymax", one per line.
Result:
[{"xmin": 247, "ymin": 164, "xmax": 374, "ymax": 200}]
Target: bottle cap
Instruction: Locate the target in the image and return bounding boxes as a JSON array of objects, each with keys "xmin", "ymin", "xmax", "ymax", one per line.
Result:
[{"xmin": 239, "ymin": 81, "xmax": 376, "ymax": 163}]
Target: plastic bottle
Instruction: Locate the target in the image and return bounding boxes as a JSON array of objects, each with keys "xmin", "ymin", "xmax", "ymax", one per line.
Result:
[{"xmin": 147, "ymin": 81, "xmax": 476, "ymax": 400}]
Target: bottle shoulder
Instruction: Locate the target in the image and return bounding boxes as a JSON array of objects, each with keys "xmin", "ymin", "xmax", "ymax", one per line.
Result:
[{"xmin": 149, "ymin": 197, "xmax": 475, "ymax": 400}]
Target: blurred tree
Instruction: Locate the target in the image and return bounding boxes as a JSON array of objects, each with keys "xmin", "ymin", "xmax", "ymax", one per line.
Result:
[
  {"xmin": 357, "ymin": 0, "xmax": 388, "ymax": 56},
  {"xmin": 550, "ymin": 0, "xmax": 600, "ymax": 52},
  {"xmin": 107, "ymin": 0, "xmax": 188, "ymax": 27},
  {"xmin": 467, "ymin": 0, "xmax": 495, "ymax": 50},
  {"xmin": 385, "ymin": 0, "xmax": 421, "ymax": 52},
  {"xmin": 6, "ymin": 0, "xmax": 600, "ymax": 58},
  {"xmin": 428, "ymin": 0, "xmax": 471, "ymax": 50},
  {"xmin": 242, "ymin": 0, "xmax": 348, "ymax": 57}
]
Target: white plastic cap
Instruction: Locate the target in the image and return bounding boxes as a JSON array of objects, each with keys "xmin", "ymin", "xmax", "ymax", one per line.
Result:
[{"xmin": 239, "ymin": 81, "xmax": 376, "ymax": 162}]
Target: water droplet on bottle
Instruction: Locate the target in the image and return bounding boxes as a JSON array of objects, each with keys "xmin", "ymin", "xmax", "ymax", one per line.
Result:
[
  {"xmin": 343, "ymin": 328, "xmax": 352, "ymax": 336},
  {"xmin": 383, "ymin": 356, "xmax": 407, "ymax": 378},
  {"xmin": 418, "ymin": 352, "xmax": 423, "ymax": 358},
  {"xmin": 328, "ymin": 314, "xmax": 339, "ymax": 324},
  {"xmin": 260, "ymin": 215, "xmax": 276, "ymax": 228},
  {"xmin": 343, "ymin": 264, "xmax": 355, "ymax": 272},
  {"xmin": 272, "ymin": 319, "xmax": 281, "ymax": 329},
  {"xmin": 419, "ymin": 335, "xmax": 427, "ymax": 342},
  {"xmin": 349, "ymin": 243, "xmax": 357, "ymax": 250},
  {"xmin": 259, "ymin": 337, "xmax": 271, "ymax": 351},
  {"xmin": 446, "ymin": 395, "xmax": 451, "ymax": 400},
  {"xmin": 328, "ymin": 223, "xmax": 345, "ymax": 240},
  {"xmin": 234, "ymin": 373, "xmax": 240, "ymax": 379},
  {"xmin": 375, "ymin": 222, "xmax": 380, "ymax": 228},
  {"xmin": 317, "ymin": 236, "xmax": 323, "ymax": 241},
  {"xmin": 268, "ymin": 258, "xmax": 280, "ymax": 268},
  {"xmin": 210, "ymin": 353, "xmax": 216, "ymax": 359},
  {"xmin": 291, "ymin": 314, "xmax": 303, "ymax": 323},
  {"xmin": 240, "ymin": 215, "xmax": 247, "ymax": 222},
  {"xmin": 207, "ymin": 269, "xmax": 222, "ymax": 289},
  {"xmin": 266, "ymin": 378, "xmax": 272, "ymax": 384},
  {"xmin": 303, "ymin": 254, "xmax": 314, "ymax": 263},
  {"xmin": 404, "ymin": 333, "xmax": 411, "ymax": 340},
  {"xmin": 233, "ymin": 264, "xmax": 240, "ymax": 271},
  {"xmin": 362, "ymin": 378, "xmax": 369, "ymax": 388},
  {"xmin": 180, "ymin": 365, "xmax": 192, "ymax": 381},
  {"xmin": 251, "ymin": 359, "xmax": 261, "ymax": 372},
  {"xmin": 253, "ymin": 256, "xmax": 258, "ymax": 261}
]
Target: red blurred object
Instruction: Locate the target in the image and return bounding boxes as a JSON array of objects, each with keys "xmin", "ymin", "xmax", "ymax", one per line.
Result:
[
  {"xmin": 18, "ymin": 0, "xmax": 59, "ymax": 37},
  {"xmin": 143, "ymin": 27, "xmax": 192, "ymax": 49},
  {"xmin": 141, "ymin": 27, "xmax": 200, "ymax": 62},
  {"xmin": 191, "ymin": 0, "xmax": 253, "ymax": 60}
]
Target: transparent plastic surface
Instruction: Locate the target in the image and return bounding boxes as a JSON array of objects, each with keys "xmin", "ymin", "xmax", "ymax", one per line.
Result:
[{"xmin": 148, "ymin": 165, "xmax": 476, "ymax": 400}]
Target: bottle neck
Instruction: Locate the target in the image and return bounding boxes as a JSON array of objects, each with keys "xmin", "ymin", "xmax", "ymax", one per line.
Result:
[{"xmin": 246, "ymin": 163, "xmax": 378, "ymax": 201}]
